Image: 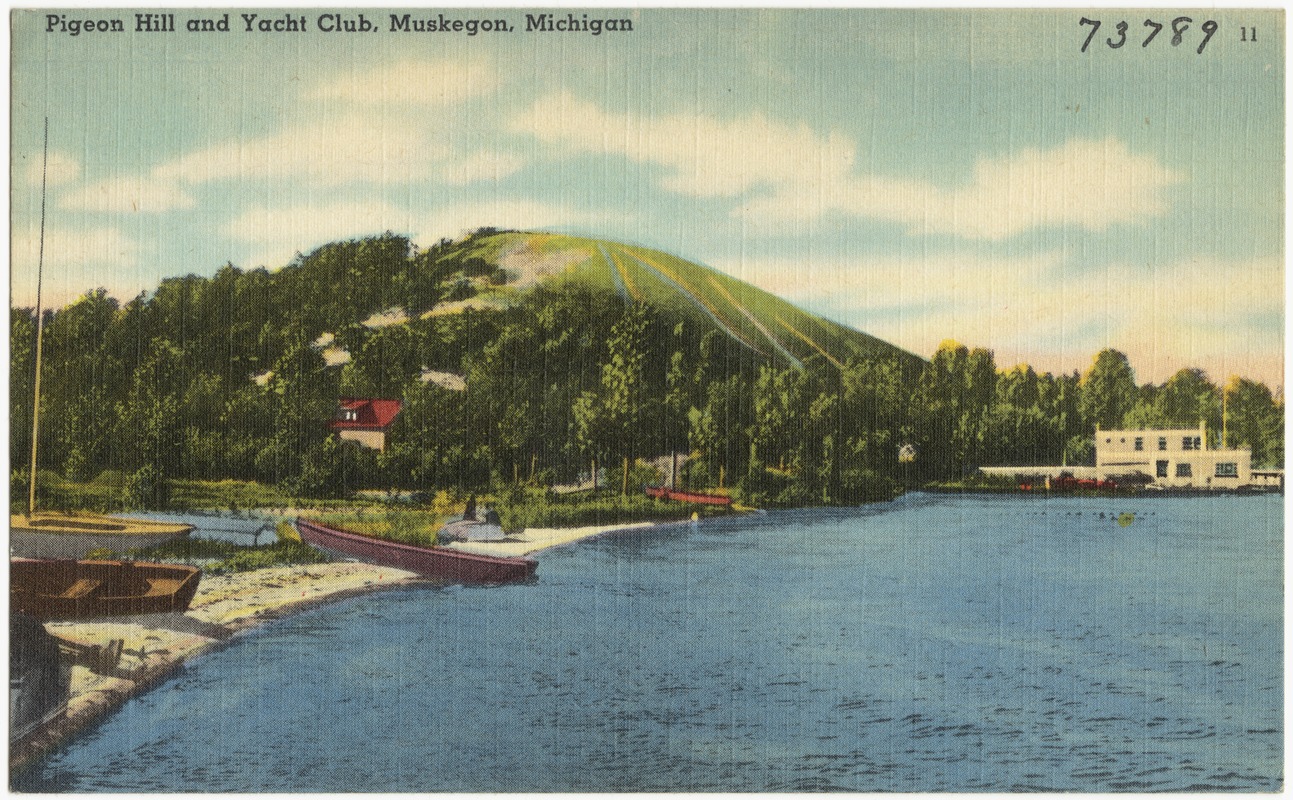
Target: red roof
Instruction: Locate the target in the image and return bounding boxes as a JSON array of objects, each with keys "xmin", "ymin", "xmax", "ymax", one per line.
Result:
[{"xmin": 330, "ymin": 398, "xmax": 402, "ymax": 431}]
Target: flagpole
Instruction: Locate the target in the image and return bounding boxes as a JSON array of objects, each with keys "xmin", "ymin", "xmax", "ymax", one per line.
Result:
[{"xmin": 28, "ymin": 117, "xmax": 48, "ymax": 517}]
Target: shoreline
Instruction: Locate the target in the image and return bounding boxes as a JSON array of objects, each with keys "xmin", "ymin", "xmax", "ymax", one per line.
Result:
[
  {"xmin": 446, "ymin": 520, "xmax": 655, "ymax": 557},
  {"xmin": 9, "ymin": 519, "xmax": 655, "ymax": 776}
]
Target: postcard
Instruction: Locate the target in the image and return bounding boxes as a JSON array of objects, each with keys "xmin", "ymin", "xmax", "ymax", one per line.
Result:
[{"xmin": 9, "ymin": 7, "xmax": 1283, "ymax": 792}]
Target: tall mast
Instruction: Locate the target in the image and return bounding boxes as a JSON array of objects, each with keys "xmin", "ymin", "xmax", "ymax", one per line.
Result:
[
  {"xmin": 1221, "ymin": 386, "xmax": 1228, "ymax": 449},
  {"xmin": 28, "ymin": 117, "xmax": 49, "ymax": 517}
]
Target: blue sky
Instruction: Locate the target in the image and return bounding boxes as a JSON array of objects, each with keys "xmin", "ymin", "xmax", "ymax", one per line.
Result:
[{"xmin": 10, "ymin": 8, "xmax": 1284, "ymax": 387}]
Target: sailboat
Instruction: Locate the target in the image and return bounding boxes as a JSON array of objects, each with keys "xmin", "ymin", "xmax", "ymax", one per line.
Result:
[{"xmin": 10, "ymin": 119, "xmax": 192, "ymax": 559}]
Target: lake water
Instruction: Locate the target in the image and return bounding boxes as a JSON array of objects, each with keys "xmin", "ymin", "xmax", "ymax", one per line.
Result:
[{"xmin": 16, "ymin": 492, "xmax": 1283, "ymax": 792}]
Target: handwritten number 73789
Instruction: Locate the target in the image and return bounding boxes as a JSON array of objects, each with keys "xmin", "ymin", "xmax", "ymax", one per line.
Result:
[{"xmin": 1080, "ymin": 17, "xmax": 1218, "ymax": 54}]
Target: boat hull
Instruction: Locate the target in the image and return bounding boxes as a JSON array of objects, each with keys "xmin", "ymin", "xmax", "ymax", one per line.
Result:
[
  {"xmin": 10, "ymin": 514, "xmax": 193, "ymax": 559},
  {"xmin": 10, "ymin": 558, "xmax": 202, "ymax": 620},
  {"xmin": 296, "ymin": 518, "xmax": 537, "ymax": 584},
  {"xmin": 645, "ymin": 486, "xmax": 733, "ymax": 506}
]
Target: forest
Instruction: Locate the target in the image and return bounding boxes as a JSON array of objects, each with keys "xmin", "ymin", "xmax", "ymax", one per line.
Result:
[{"xmin": 10, "ymin": 231, "xmax": 1285, "ymax": 509}]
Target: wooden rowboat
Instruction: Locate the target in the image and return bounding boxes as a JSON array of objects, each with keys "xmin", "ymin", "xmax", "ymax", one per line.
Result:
[
  {"xmin": 296, "ymin": 518, "xmax": 537, "ymax": 584},
  {"xmin": 10, "ymin": 558, "xmax": 202, "ymax": 620},
  {"xmin": 645, "ymin": 485, "xmax": 733, "ymax": 506}
]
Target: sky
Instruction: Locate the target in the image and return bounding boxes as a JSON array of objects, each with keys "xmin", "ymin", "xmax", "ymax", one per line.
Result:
[{"xmin": 10, "ymin": 7, "xmax": 1285, "ymax": 388}]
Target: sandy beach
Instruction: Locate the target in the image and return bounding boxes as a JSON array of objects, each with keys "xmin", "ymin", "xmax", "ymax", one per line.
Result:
[
  {"xmin": 10, "ymin": 520, "xmax": 653, "ymax": 773},
  {"xmin": 447, "ymin": 520, "xmax": 654, "ymax": 557}
]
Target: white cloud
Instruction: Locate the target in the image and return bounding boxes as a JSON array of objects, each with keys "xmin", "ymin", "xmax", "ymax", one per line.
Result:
[
  {"xmin": 153, "ymin": 113, "xmax": 451, "ymax": 188},
  {"xmin": 59, "ymin": 176, "xmax": 196, "ymax": 214},
  {"xmin": 11, "ymin": 225, "xmax": 144, "ymax": 307},
  {"xmin": 514, "ymin": 93, "xmax": 1180, "ymax": 241},
  {"xmin": 43, "ymin": 58, "xmax": 508, "ymax": 220},
  {"xmin": 309, "ymin": 57, "xmax": 499, "ymax": 108},
  {"xmin": 20, "ymin": 150, "xmax": 81, "ymax": 188},
  {"xmin": 224, "ymin": 201, "xmax": 420, "ymax": 269},
  {"xmin": 720, "ymin": 253, "xmax": 1282, "ymax": 385},
  {"xmin": 441, "ymin": 151, "xmax": 526, "ymax": 186},
  {"xmin": 840, "ymin": 138, "xmax": 1181, "ymax": 241},
  {"xmin": 511, "ymin": 91, "xmax": 855, "ymax": 198},
  {"xmin": 145, "ymin": 62, "xmax": 515, "ymax": 193}
]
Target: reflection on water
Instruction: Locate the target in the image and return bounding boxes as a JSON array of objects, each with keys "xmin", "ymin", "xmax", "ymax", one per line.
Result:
[{"xmin": 16, "ymin": 493, "xmax": 1282, "ymax": 792}]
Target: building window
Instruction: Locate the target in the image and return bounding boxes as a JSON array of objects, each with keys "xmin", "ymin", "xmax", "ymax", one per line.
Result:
[
  {"xmin": 1134, "ymin": 437, "xmax": 1144, "ymax": 451},
  {"xmin": 1182, "ymin": 437, "xmax": 1194, "ymax": 451},
  {"xmin": 1215, "ymin": 462, "xmax": 1238, "ymax": 478},
  {"xmin": 1156, "ymin": 460, "xmax": 1169, "ymax": 478},
  {"xmin": 1176, "ymin": 463, "xmax": 1193, "ymax": 478},
  {"xmin": 1194, "ymin": 436, "xmax": 1202, "ymax": 450},
  {"xmin": 1158, "ymin": 437, "xmax": 1167, "ymax": 450}
]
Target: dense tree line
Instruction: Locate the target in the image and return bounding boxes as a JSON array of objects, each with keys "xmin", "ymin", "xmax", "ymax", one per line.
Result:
[{"xmin": 10, "ymin": 233, "xmax": 1284, "ymax": 507}]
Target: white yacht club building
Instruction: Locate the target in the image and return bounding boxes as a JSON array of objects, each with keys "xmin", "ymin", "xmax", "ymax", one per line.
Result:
[
  {"xmin": 981, "ymin": 422, "xmax": 1266, "ymax": 490},
  {"xmin": 1093, "ymin": 423, "xmax": 1251, "ymax": 489}
]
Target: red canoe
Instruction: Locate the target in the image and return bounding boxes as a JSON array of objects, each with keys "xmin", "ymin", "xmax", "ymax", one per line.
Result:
[
  {"xmin": 645, "ymin": 486, "xmax": 733, "ymax": 506},
  {"xmin": 10, "ymin": 558, "xmax": 202, "ymax": 620},
  {"xmin": 295, "ymin": 518, "xmax": 537, "ymax": 584}
]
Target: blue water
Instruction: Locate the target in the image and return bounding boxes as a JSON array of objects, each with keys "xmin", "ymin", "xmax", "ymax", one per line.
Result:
[{"xmin": 16, "ymin": 493, "xmax": 1282, "ymax": 792}]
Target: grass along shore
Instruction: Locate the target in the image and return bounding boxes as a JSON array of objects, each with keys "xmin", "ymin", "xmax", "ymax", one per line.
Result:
[{"xmin": 30, "ymin": 477, "xmax": 740, "ymax": 568}]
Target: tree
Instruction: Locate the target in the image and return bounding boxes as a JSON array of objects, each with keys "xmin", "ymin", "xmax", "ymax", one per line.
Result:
[
  {"xmin": 749, "ymin": 365, "xmax": 803, "ymax": 474},
  {"xmin": 837, "ymin": 356, "xmax": 906, "ymax": 497},
  {"xmin": 1224, "ymin": 377, "xmax": 1284, "ymax": 468},
  {"xmin": 113, "ymin": 338, "xmax": 185, "ymax": 491},
  {"xmin": 573, "ymin": 304, "xmax": 655, "ymax": 494},
  {"xmin": 984, "ymin": 364, "xmax": 1052, "ymax": 467},
  {"xmin": 1078, "ymin": 349, "xmax": 1137, "ymax": 430},
  {"xmin": 10, "ymin": 308, "xmax": 36, "ymax": 472},
  {"xmin": 40, "ymin": 290, "xmax": 122, "ymax": 478},
  {"xmin": 259, "ymin": 333, "xmax": 340, "ymax": 492},
  {"xmin": 1157, "ymin": 368, "xmax": 1221, "ymax": 435},
  {"xmin": 340, "ymin": 324, "xmax": 424, "ymax": 398},
  {"xmin": 909, "ymin": 341, "xmax": 997, "ymax": 480},
  {"xmin": 1038, "ymin": 370, "xmax": 1087, "ymax": 465}
]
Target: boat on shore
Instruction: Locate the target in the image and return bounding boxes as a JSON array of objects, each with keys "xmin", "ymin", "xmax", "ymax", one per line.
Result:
[
  {"xmin": 10, "ymin": 558, "xmax": 202, "ymax": 620},
  {"xmin": 296, "ymin": 518, "xmax": 537, "ymax": 584},
  {"xmin": 645, "ymin": 486, "xmax": 733, "ymax": 506},
  {"xmin": 10, "ymin": 513, "xmax": 194, "ymax": 559}
]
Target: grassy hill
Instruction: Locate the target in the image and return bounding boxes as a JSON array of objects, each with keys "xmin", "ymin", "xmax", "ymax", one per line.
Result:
[
  {"xmin": 423, "ymin": 231, "xmax": 924, "ymax": 375},
  {"xmin": 13, "ymin": 227, "xmax": 930, "ymax": 506}
]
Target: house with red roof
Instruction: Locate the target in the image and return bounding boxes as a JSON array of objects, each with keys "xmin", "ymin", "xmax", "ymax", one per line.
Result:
[{"xmin": 330, "ymin": 398, "xmax": 402, "ymax": 452}]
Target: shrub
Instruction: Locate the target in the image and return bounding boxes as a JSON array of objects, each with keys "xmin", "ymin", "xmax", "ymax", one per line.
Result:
[
  {"xmin": 123, "ymin": 464, "xmax": 170, "ymax": 510},
  {"xmin": 132, "ymin": 537, "xmax": 331, "ymax": 574}
]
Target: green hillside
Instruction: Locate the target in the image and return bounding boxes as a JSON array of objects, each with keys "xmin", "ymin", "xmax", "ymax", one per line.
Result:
[
  {"xmin": 423, "ymin": 231, "xmax": 924, "ymax": 376},
  {"xmin": 13, "ymin": 227, "xmax": 1281, "ymax": 511},
  {"xmin": 11, "ymin": 227, "xmax": 932, "ymax": 509}
]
